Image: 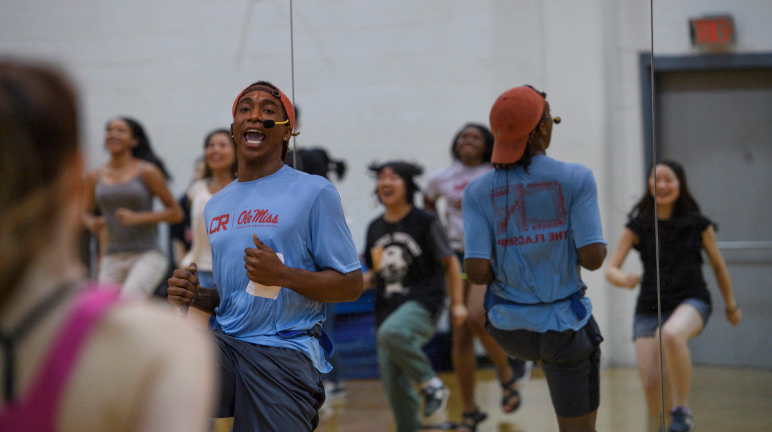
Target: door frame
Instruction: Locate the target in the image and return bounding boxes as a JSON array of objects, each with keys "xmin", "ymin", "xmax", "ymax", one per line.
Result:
[{"xmin": 638, "ymin": 51, "xmax": 772, "ymax": 170}]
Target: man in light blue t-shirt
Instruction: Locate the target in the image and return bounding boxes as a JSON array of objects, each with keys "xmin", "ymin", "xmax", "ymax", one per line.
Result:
[
  {"xmin": 168, "ymin": 81, "xmax": 362, "ymax": 432},
  {"xmin": 463, "ymin": 85, "xmax": 606, "ymax": 432}
]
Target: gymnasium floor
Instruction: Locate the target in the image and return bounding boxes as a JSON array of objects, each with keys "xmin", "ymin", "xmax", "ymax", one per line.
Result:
[{"xmin": 314, "ymin": 365, "xmax": 772, "ymax": 432}]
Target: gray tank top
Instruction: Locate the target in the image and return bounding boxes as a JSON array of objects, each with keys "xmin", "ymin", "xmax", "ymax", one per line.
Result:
[{"xmin": 95, "ymin": 173, "xmax": 159, "ymax": 254}]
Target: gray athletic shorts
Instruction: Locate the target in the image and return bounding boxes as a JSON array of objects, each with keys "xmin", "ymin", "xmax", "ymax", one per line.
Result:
[
  {"xmin": 213, "ymin": 330, "xmax": 325, "ymax": 432},
  {"xmin": 633, "ymin": 298, "xmax": 712, "ymax": 340},
  {"xmin": 486, "ymin": 316, "xmax": 603, "ymax": 417}
]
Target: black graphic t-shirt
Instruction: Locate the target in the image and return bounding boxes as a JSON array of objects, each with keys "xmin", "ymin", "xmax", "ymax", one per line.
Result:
[
  {"xmin": 627, "ymin": 212, "xmax": 714, "ymax": 315},
  {"xmin": 365, "ymin": 207, "xmax": 454, "ymax": 326}
]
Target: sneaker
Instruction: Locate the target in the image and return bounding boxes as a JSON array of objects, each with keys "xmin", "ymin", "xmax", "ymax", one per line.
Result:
[
  {"xmin": 668, "ymin": 406, "xmax": 694, "ymax": 432},
  {"xmin": 421, "ymin": 384, "xmax": 450, "ymax": 417}
]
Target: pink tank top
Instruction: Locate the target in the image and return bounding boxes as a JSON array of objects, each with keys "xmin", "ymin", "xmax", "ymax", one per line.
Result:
[{"xmin": 0, "ymin": 285, "xmax": 121, "ymax": 431}]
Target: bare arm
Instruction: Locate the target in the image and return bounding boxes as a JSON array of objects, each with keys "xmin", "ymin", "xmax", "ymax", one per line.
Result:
[
  {"xmin": 577, "ymin": 242, "xmax": 607, "ymax": 271},
  {"xmin": 245, "ymin": 235, "xmax": 363, "ymax": 302},
  {"xmin": 442, "ymin": 254, "xmax": 467, "ymax": 327},
  {"xmin": 279, "ymin": 267, "xmax": 363, "ymax": 302},
  {"xmin": 702, "ymin": 225, "xmax": 742, "ymax": 325},
  {"xmin": 465, "ymin": 257, "xmax": 494, "ymax": 285},
  {"xmin": 605, "ymin": 228, "xmax": 641, "ymax": 288}
]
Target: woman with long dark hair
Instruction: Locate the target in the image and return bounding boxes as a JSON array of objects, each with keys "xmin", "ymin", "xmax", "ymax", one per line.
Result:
[
  {"xmin": 606, "ymin": 160, "xmax": 742, "ymax": 432},
  {"xmin": 82, "ymin": 116, "xmax": 182, "ymax": 298}
]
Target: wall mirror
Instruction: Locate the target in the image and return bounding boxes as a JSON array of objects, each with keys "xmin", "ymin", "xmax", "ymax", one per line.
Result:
[{"xmin": 1, "ymin": 1, "xmax": 769, "ymax": 431}]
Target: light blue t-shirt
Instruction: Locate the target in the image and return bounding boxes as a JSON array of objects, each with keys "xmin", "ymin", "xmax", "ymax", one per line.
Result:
[
  {"xmin": 205, "ymin": 165, "xmax": 361, "ymax": 372},
  {"xmin": 463, "ymin": 155, "xmax": 606, "ymax": 332}
]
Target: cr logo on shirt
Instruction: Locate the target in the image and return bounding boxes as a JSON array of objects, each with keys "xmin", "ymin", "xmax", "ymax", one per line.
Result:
[{"xmin": 209, "ymin": 214, "xmax": 230, "ymax": 234}]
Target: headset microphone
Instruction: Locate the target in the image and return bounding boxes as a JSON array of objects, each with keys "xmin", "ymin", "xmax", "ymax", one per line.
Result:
[
  {"xmin": 263, "ymin": 119, "xmax": 290, "ymax": 128},
  {"xmin": 553, "ymin": 116, "xmax": 562, "ymax": 124}
]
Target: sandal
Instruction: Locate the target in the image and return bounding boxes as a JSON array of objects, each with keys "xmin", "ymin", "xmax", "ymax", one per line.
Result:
[
  {"xmin": 500, "ymin": 377, "xmax": 522, "ymax": 414},
  {"xmin": 457, "ymin": 410, "xmax": 487, "ymax": 432}
]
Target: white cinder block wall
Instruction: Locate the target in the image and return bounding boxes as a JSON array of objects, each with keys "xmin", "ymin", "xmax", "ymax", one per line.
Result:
[{"xmin": 2, "ymin": 0, "xmax": 770, "ymax": 367}]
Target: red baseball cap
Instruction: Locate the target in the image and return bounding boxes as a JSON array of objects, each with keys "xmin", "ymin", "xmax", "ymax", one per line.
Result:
[
  {"xmin": 489, "ymin": 86, "xmax": 545, "ymax": 165},
  {"xmin": 232, "ymin": 81, "xmax": 295, "ymax": 132}
]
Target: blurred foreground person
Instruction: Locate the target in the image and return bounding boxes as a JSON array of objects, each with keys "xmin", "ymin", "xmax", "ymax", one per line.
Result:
[{"xmin": 0, "ymin": 59, "xmax": 216, "ymax": 432}]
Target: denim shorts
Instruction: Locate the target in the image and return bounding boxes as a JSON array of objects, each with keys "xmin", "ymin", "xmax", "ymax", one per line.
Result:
[
  {"xmin": 486, "ymin": 316, "xmax": 603, "ymax": 417},
  {"xmin": 633, "ymin": 298, "xmax": 712, "ymax": 340}
]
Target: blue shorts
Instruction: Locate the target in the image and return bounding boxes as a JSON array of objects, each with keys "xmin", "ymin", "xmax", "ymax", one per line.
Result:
[
  {"xmin": 486, "ymin": 316, "xmax": 603, "ymax": 417},
  {"xmin": 213, "ymin": 330, "xmax": 325, "ymax": 432},
  {"xmin": 633, "ymin": 298, "xmax": 712, "ymax": 340}
]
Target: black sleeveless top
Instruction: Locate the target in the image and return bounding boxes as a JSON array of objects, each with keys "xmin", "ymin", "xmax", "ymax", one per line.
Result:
[{"xmin": 627, "ymin": 212, "xmax": 713, "ymax": 315}]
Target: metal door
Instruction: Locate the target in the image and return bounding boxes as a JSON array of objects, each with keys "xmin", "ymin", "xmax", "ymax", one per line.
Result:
[{"xmin": 656, "ymin": 66, "xmax": 772, "ymax": 368}]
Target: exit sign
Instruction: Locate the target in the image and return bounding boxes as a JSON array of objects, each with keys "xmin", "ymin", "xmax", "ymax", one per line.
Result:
[{"xmin": 690, "ymin": 16, "xmax": 735, "ymax": 47}]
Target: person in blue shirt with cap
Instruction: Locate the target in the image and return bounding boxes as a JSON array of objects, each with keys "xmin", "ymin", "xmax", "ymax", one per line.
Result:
[{"xmin": 462, "ymin": 85, "xmax": 607, "ymax": 432}]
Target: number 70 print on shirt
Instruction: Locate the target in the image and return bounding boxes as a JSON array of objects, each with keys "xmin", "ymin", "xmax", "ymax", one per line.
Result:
[{"xmin": 492, "ymin": 180, "xmax": 570, "ymax": 247}]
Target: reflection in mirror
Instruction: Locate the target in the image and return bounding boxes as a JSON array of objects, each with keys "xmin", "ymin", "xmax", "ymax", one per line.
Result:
[
  {"xmin": 2, "ymin": 1, "xmax": 772, "ymax": 431},
  {"xmin": 633, "ymin": 4, "xmax": 772, "ymax": 432}
]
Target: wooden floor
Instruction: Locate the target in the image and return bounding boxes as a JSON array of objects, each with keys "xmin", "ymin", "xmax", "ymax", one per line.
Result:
[{"xmin": 313, "ymin": 366, "xmax": 772, "ymax": 432}]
